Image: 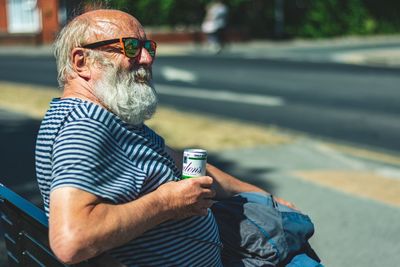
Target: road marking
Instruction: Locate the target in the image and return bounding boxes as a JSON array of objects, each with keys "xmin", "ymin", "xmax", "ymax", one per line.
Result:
[
  {"xmin": 156, "ymin": 84, "xmax": 285, "ymax": 107},
  {"xmin": 376, "ymin": 168, "xmax": 400, "ymax": 180},
  {"xmin": 315, "ymin": 143, "xmax": 367, "ymax": 170},
  {"xmin": 161, "ymin": 66, "xmax": 198, "ymax": 83}
]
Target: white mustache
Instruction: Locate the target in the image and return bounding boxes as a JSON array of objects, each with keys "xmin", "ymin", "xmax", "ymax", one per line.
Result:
[
  {"xmin": 134, "ymin": 67, "xmax": 152, "ymax": 83},
  {"xmin": 94, "ymin": 64, "xmax": 158, "ymax": 125}
]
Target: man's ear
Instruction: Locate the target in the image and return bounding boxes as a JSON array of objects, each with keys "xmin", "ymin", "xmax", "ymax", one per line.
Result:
[{"xmin": 71, "ymin": 48, "xmax": 91, "ymax": 80}]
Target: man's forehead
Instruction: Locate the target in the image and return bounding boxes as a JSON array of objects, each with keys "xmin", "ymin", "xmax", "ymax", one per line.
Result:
[
  {"xmin": 93, "ymin": 18, "xmax": 145, "ymax": 38},
  {"xmin": 81, "ymin": 10, "xmax": 146, "ymax": 41}
]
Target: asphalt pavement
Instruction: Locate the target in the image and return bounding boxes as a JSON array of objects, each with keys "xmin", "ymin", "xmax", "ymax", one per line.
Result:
[{"xmin": 1, "ymin": 35, "xmax": 400, "ymax": 266}]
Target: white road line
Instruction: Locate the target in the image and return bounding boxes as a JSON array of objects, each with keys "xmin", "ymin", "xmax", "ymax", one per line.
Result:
[
  {"xmin": 315, "ymin": 143, "xmax": 367, "ymax": 170},
  {"xmin": 161, "ymin": 66, "xmax": 198, "ymax": 83},
  {"xmin": 156, "ymin": 84, "xmax": 285, "ymax": 107},
  {"xmin": 375, "ymin": 168, "xmax": 400, "ymax": 180}
]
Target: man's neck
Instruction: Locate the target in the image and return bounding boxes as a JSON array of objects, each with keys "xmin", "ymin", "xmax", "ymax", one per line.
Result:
[{"xmin": 62, "ymin": 81, "xmax": 104, "ymax": 108}]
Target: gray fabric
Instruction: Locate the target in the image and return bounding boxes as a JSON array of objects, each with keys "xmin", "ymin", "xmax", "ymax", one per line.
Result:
[{"xmin": 211, "ymin": 192, "xmax": 320, "ymax": 267}]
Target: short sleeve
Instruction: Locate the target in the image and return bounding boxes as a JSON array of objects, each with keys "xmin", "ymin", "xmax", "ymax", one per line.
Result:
[{"xmin": 51, "ymin": 118, "xmax": 146, "ymax": 203}]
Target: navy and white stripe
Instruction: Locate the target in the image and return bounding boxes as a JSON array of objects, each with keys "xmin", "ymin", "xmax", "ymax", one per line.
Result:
[{"xmin": 35, "ymin": 98, "xmax": 222, "ymax": 267}]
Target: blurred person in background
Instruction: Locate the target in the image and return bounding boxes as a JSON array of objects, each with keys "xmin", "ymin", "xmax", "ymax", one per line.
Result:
[
  {"xmin": 35, "ymin": 8, "xmax": 321, "ymax": 267},
  {"xmin": 201, "ymin": 0, "xmax": 229, "ymax": 53}
]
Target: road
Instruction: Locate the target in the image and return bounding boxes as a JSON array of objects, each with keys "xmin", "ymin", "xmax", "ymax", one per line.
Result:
[{"xmin": 1, "ymin": 53, "xmax": 400, "ymax": 153}]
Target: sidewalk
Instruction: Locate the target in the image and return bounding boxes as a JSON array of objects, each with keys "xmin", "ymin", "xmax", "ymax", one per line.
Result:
[{"xmin": 212, "ymin": 138, "xmax": 400, "ymax": 267}]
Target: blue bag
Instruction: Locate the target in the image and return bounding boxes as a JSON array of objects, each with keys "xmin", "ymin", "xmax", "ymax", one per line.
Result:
[{"xmin": 211, "ymin": 192, "xmax": 323, "ymax": 267}]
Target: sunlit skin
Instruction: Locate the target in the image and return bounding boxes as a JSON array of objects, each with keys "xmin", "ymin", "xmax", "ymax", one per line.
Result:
[{"xmin": 49, "ymin": 9, "xmax": 294, "ymax": 265}]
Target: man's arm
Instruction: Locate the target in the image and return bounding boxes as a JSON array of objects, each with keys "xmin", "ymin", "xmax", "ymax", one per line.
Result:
[
  {"xmin": 49, "ymin": 176, "xmax": 215, "ymax": 264},
  {"xmin": 205, "ymin": 163, "xmax": 267, "ymax": 199},
  {"xmin": 166, "ymin": 146, "xmax": 296, "ymax": 207}
]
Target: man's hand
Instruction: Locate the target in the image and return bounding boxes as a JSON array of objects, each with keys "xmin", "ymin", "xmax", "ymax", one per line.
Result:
[
  {"xmin": 273, "ymin": 196, "xmax": 299, "ymax": 211},
  {"xmin": 156, "ymin": 176, "xmax": 216, "ymax": 219}
]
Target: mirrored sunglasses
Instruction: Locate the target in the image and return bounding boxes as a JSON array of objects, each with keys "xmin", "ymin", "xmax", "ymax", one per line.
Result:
[{"xmin": 82, "ymin": 37, "xmax": 157, "ymax": 58}]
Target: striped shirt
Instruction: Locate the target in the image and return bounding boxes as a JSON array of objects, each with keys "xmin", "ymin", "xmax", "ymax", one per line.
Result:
[{"xmin": 35, "ymin": 98, "xmax": 223, "ymax": 267}]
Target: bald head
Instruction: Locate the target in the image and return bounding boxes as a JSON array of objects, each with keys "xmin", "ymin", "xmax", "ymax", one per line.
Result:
[
  {"xmin": 75, "ymin": 9, "xmax": 146, "ymax": 43},
  {"xmin": 54, "ymin": 9, "xmax": 146, "ymax": 88}
]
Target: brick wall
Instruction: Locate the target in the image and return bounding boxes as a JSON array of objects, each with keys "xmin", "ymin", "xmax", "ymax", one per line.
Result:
[
  {"xmin": 0, "ymin": 0, "xmax": 59, "ymax": 44},
  {"xmin": 39, "ymin": 0, "xmax": 59, "ymax": 44},
  {"xmin": 0, "ymin": 0, "xmax": 7, "ymax": 32}
]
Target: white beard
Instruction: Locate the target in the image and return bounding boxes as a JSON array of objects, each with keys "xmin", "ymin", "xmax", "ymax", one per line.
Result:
[{"xmin": 93, "ymin": 65, "xmax": 158, "ymax": 126}]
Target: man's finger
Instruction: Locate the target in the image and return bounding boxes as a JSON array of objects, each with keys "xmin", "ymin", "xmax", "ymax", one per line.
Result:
[
  {"xmin": 197, "ymin": 176, "xmax": 213, "ymax": 187},
  {"xmin": 274, "ymin": 196, "xmax": 300, "ymax": 211}
]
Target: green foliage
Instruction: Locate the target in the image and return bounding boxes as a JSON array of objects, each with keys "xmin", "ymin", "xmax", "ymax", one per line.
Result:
[
  {"xmin": 293, "ymin": 0, "xmax": 377, "ymax": 38},
  {"xmin": 344, "ymin": 0, "xmax": 375, "ymax": 34},
  {"xmin": 291, "ymin": 0, "xmax": 400, "ymax": 38},
  {"xmin": 363, "ymin": 0, "xmax": 400, "ymax": 34},
  {"xmin": 88, "ymin": 0, "xmax": 400, "ymax": 38},
  {"xmin": 108, "ymin": 0, "xmax": 206, "ymax": 27},
  {"xmin": 299, "ymin": 0, "xmax": 344, "ymax": 37},
  {"xmin": 92, "ymin": 0, "xmax": 276, "ymax": 36},
  {"xmin": 231, "ymin": 0, "xmax": 275, "ymax": 37}
]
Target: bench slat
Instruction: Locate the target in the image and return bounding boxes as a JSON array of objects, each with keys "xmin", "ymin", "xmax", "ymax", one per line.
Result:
[
  {"xmin": 7, "ymin": 252, "xmax": 20, "ymax": 267},
  {"xmin": 1, "ymin": 184, "xmax": 127, "ymax": 267},
  {"xmin": 4, "ymin": 233, "xmax": 19, "ymax": 261},
  {"xmin": 0, "ymin": 185, "xmax": 48, "ymax": 227},
  {"xmin": 19, "ymin": 215, "xmax": 50, "ymax": 249},
  {"xmin": 1, "ymin": 205, "xmax": 20, "ymax": 238},
  {"xmin": 21, "ymin": 231, "xmax": 67, "ymax": 267},
  {"xmin": 1, "ymin": 216, "xmax": 18, "ymax": 241},
  {"xmin": 22, "ymin": 250, "xmax": 47, "ymax": 267}
]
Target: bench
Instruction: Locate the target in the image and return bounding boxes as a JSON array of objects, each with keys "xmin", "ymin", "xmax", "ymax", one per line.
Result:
[{"xmin": 0, "ymin": 183, "xmax": 125, "ymax": 267}]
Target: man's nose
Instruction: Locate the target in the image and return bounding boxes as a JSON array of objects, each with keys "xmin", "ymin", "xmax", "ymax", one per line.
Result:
[{"xmin": 137, "ymin": 48, "xmax": 154, "ymax": 66}]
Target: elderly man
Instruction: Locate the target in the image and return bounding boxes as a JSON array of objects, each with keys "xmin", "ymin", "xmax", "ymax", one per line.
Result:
[{"xmin": 35, "ymin": 9, "xmax": 297, "ymax": 266}]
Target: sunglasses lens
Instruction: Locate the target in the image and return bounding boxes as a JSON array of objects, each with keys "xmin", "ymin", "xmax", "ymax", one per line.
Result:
[
  {"xmin": 123, "ymin": 38, "xmax": 156, "ymax": 58},
  {"xmin": 124, "ymin": 38, "xmax": 140, "ymax": 58},
  {"xmin": 144, "ymin": 41, "xmax": 156, "ymax": 57}
]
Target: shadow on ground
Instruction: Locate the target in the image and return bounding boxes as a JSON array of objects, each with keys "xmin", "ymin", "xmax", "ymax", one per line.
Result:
[
  {"xmin": 0, "ymin": 109, "xmax": 42, "ymax": 266},
  {"xmin": 208, "ymin": 154, "xmax": 278, "ymax": 194},
  {"xmin": 0, "ymin": 110, "xmax": 42, "ymax": 203}
]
